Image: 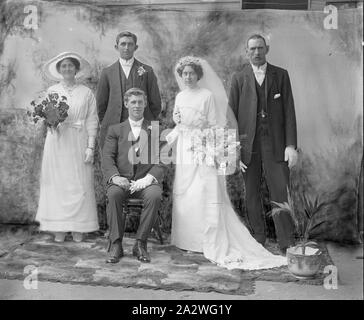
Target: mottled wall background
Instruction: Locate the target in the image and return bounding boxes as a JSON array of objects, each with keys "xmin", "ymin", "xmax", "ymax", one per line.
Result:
[{"xmin": 0, "ymin": 1, "xmax": 362, "ymax": 243}]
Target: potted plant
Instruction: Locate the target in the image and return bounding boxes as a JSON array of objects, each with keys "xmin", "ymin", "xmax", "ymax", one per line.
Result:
[{"xmin": 269, "ymin": 188, "xmax": 328, "ymax": 279}]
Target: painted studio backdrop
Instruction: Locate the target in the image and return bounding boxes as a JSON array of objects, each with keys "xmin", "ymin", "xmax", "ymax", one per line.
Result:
[{"xmin": 0, "ymin": 1, "xmax": 362, "ymax": 243}]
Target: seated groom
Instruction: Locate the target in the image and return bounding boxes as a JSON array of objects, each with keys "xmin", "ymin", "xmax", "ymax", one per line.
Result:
[{"xmin": 101, "ymin": 88, "xmax": 166, "ymax": 264}]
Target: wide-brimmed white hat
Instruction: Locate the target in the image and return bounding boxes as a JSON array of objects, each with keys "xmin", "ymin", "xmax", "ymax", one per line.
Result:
[{"xmin": 43, "ymin": 51, "xmax": 91, "ymax": 81}]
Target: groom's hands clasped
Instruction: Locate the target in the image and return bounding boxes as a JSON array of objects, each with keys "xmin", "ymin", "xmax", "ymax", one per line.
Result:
[
  {"xmin": 129, "ymin": 174, "xmax": 154, "ymax": 194},
  {"xmin": 111, "ymin": 176, "xmax": 130, "ymax": 190},
  {"xmin": 111, "ymin": 174, "xmax": 156, "ymax": 193}
]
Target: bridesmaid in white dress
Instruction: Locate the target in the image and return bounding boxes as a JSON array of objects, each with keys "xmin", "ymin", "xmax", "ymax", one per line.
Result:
[
  {"xmin": 169, "ymin": 56, "xmax": 287, "ymax": 270},
  {"xmin": 35, "ymin": 52, "xmax": 99, "ymax": 243}
]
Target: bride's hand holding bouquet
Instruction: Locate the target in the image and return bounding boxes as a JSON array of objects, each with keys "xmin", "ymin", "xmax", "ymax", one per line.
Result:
[{"xmin": 27, "ymin": 92, "xmax": 70, "ymax": 134}]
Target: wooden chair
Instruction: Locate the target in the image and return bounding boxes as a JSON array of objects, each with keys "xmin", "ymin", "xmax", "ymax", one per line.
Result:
[{"xmin": 123, "ymin": 198, "xmax": 164, "ymax": 245}]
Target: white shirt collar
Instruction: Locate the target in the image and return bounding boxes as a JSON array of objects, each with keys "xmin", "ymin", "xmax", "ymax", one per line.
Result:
[
  {"xmin": 119, "ymin": 57, "xmax": 135, "ymax": 67},
  {"xmin": 251, "ymin": 62, "xmax": 267, "ymax": 73},
  {"xmin": 129, "ymin": 117, "xmax": 144, "ymax": 127}
]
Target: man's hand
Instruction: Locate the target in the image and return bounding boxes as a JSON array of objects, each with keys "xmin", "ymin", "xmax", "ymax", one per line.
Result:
[
  {"xmin": 111, "ymin": 176, "xmax": 130, "ymax": 190},
  {"xmin": 284, "ymin": 146, "xmax": 298, "ymax": 168},
  {"xmin": 129, "ymin": 175, "xmax": 154, "ymax": 194},
  {"xmin": 239, "ymin": 161, "xmax": 247, "ymax": 173},
  {"xmin": 84, "ymin": 148, "xmax": 94, "ymax": 164}
]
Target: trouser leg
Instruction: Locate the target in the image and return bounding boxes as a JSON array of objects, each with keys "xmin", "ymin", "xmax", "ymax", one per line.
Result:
[
  {"xmin": 135, "ymin": 184, "xmax": 162, "ymax": 242},
  {"xmin": 243, "ymin": 147, "xmax": 266, "ymax": 245},
  {"xmin": 106, "ymin": 185, "xmax": 128, "ymax": 245},
  {"xmin": 261, "ymin": 137, "xmax": 295, "ymax": 249}
]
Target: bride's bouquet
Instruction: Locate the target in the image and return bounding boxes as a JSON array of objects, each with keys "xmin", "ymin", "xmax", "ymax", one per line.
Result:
[
  {"xmin": 190, "ymin": 126, "xmax": 241, "ymax": 175},
  {"xmin": 27, "ymin": 92, "xmax": 70, "ymax": 133}
]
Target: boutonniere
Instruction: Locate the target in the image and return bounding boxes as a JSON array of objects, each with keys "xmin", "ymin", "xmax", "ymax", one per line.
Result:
[
  {"xmin": 137, "ymin": 66, "xmax": 147, "ymax": 76},
  {"xmin": 147, "ymin": 125, "xmax": 153, "ymax": 132}
]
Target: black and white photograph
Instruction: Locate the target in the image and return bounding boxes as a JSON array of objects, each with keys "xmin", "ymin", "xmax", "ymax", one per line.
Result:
[{"xmin": 0, "ymin": 0, "xmax": 362, "ymax": 306}]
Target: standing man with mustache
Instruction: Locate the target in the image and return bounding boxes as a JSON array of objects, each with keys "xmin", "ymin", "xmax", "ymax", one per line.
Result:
[
  {"xmin": 228, "ymin": 34, "xmax": 298, "ymax": 255},
  {"xmin": 97, "ymin": 31, "xmax": 161, "ymax": 148}
]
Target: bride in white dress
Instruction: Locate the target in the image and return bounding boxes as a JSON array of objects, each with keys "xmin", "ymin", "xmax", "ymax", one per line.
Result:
[{"xmin": 168, "ymin": 56, "xmax": 287, "ymax": 270}]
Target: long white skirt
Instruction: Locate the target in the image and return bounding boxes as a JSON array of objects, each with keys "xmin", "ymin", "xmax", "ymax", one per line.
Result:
[
  {"xmin": 171, "ymin": 129, "xmax": 287, "ymax": 270},
  {"xmin": 35, "ymin": 125, "xmax": 99, "ymax": 233}
]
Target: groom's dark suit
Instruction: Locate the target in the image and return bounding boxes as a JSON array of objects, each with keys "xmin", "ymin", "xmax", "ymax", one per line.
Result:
[
  {"xmin": 101, "ymin": 119, "xmax": 166, "ymax": 247},
  {"xmin": 229, "ymin": 62, "xmax": 297, "ymax": 249},
  {"xmin": 97, "ymin": 59, "xmax": 161, "ymax": 148}
]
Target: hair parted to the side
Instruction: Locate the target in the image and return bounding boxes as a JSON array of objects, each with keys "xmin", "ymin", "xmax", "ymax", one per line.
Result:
[
  {"xmin": 246, "ymin": 34, "xmax": 267, "ymax": 47},
  {"xmin": 176, "ymin": 56, "xmax": 204, "ymax": 80},
  {"xmin": 56, "ymin": 57, "xmax": 81, "ymax": 72},
  {"xmin": 116, "ymin": 31, "xmax": 138, "ymax": 45},
  {"xmin": 124, "ymin": 87, "xmax": 147, "ymax": 104}
]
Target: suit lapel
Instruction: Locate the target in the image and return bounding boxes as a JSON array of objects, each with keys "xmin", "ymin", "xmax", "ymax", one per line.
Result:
[
  {"xmin": 122, "ymin": 121, "xmax": 134, "ymax": 150},
  {"xmin": 122, "ymin": 120, "xmax": 139, "ymax": 174},
  {"xmin": 244, "ymin": 64, "xmax": 258, "ymax": 119},
  {"xmin": 130, "ymin": 59, "xmax": 142, "ymax": 87},
  {"xmin": 244, "ymin": 63, "xmax": 256, "ymax": 93},
  {"xmin": 111, "ymin": 61, "xmax": 123, "ymax": 105},
  {"xmin": 139, "ymin": 119, "xmax": 150, "ymax": 156},
  {"xmin": 265, "ymin": 63, "xmax": 275, "ymax": 99}
]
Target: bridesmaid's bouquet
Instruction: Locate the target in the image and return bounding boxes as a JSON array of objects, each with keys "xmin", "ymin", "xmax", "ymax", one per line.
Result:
[
  {"xmin": 27, "ymin": 92, "xmax": 70, "ymax": 133},
  {"xmin": 190, "ymin": 126, "xmax": 241, "ymax": 174}
]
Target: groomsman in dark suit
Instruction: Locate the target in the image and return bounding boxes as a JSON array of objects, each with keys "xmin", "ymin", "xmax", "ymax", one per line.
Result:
[
  {"xmin": 97, "ymin": 31, "xmax": 161, "ymax": 148},
  {"xmin": 228, "ymin": 34, "xmax": 298, "ymax": 254},
  {"xmin": 102, "ymin": 88, "xmax": 166, "ymax": 263}
]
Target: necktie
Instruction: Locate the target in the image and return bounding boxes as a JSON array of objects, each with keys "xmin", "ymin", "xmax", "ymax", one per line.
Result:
[{"xmin": 254, "ymin": 70, "xmax": 265, "ymax": 86}]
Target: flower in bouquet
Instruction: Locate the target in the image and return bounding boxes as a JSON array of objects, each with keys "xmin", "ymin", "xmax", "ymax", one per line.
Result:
[
  {"xmin": 27, "ymin": 92, "xmax": 70, "ymax": 133},
  {"xmin": 190, "ymin": 129, "xmax": 207, "ymax": 165},
  {"xmin": 214, "ymin": 127, "xmax": 241, "ymax": 174},
  {"xmin": 190, "ymin": 126, "xmax": 241, "ymax": 174}
]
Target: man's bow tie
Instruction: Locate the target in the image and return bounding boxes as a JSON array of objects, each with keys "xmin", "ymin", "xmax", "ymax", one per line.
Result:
[
  {"xmin": 130, "ymin": 122, "xmax": 142, "ymax": 128},
  {"xmin": 253, "ymin": 68, "xmax": 266, "ymax": 75},
  {"xmin": 120, "ymin": 61, "xmax": 133, "ymax": 67}
]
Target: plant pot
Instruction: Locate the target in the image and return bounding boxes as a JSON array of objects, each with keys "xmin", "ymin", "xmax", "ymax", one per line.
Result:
[{"xmin": 286, "ymin": 243, "xmax": 323, "ymax": 279}]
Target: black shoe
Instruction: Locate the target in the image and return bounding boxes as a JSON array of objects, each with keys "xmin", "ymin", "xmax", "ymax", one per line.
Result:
[
  {"xmin": 106, "ymin": 240, "xmax": 124, "ymax": 264},
  {"xmin": 132, "ymin": 240, "xmax": 151, "ymax": 263}
]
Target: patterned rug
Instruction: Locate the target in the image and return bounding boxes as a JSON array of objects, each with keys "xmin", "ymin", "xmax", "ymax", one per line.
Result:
[{"xmin": 0, "ymin": 226, "xmax": 334, "ymax": 296}]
